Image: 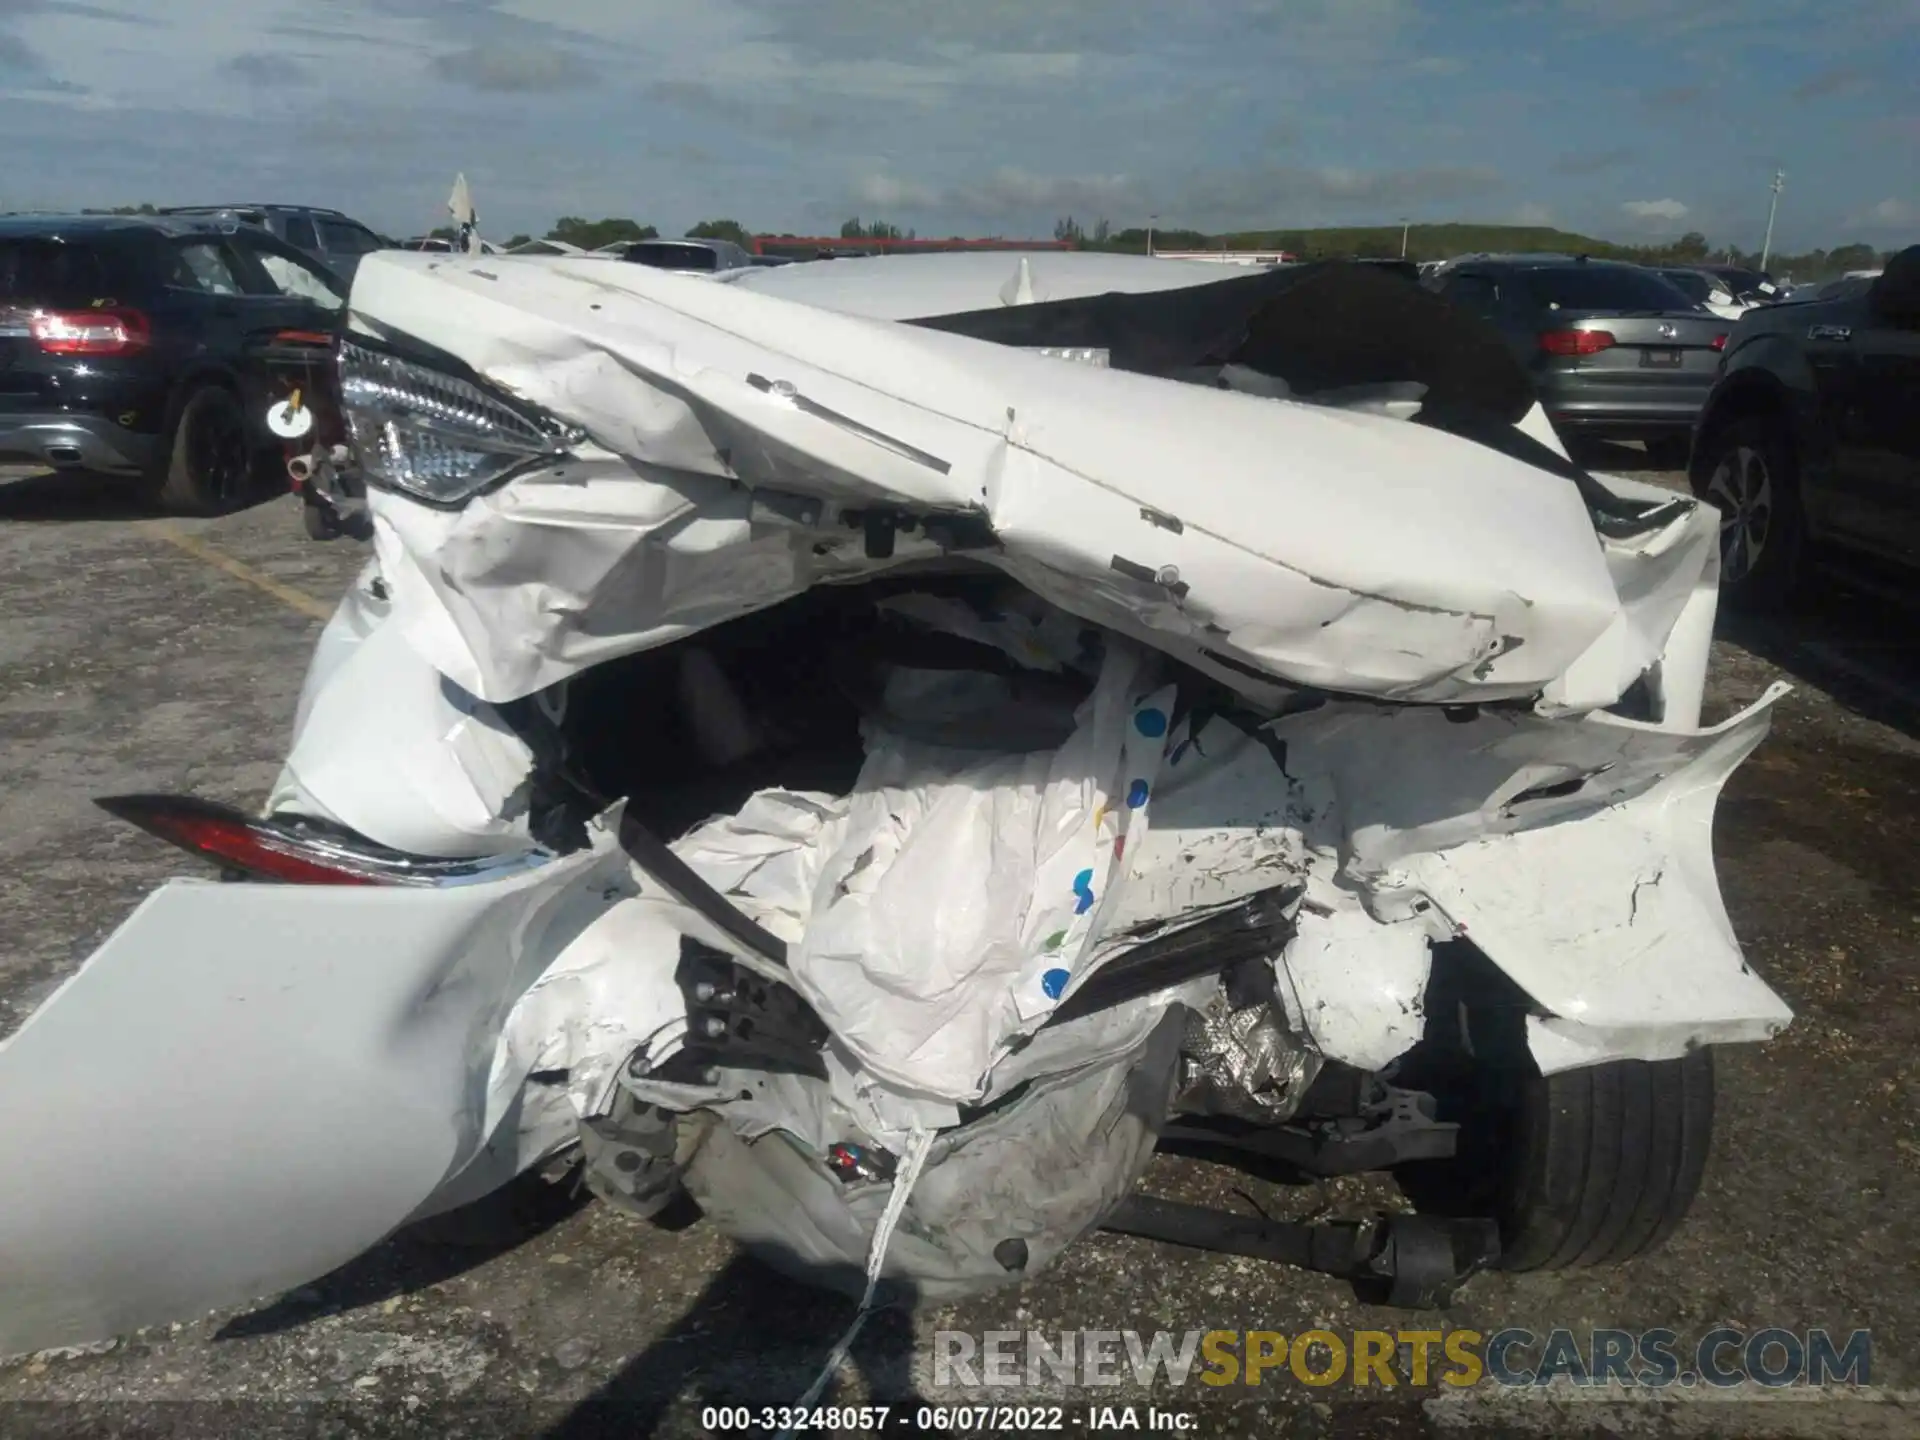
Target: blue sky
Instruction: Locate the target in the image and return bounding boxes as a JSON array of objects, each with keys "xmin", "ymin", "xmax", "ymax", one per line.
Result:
[{"xmin": 1, "ymin": 0, "xmax": 1913, "ymax": 251}]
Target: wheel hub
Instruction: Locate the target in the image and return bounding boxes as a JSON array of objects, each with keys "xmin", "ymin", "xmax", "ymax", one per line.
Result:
[{"xmin": 1705, "ymin": 445, "xmax": 1773, "ymax": 583}]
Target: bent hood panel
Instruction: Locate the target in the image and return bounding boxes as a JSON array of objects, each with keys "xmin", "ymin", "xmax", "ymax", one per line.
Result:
[
  {"xmin": 0, "ymin": 843, "xmax": 619, "ymax": 1359},
  {"xmin": 345, "ymin": 254, "xmax": 1658, "ymax": 708}
]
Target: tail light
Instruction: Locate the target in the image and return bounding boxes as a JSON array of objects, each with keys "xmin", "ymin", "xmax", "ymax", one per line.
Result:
[
  {"xmin": 95, "ymin": 794, "xmax": 528, "ymax": 887},
  {"xmin": 1711, "ymin": 334, "xmax": 1729, "ymax": 351},
  {"xmin": 30, "ymin": 308, "xmax": 151, "ymax": 356},
  {"xmin": 1539, "ymin": 329, "xmax": 1615, "ymax": 357}
]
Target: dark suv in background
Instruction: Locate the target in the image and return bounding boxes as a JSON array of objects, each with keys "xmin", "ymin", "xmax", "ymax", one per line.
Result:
[
  {"xmin": 1, "ymin": 214, "xmax": 346, "ymax": 513},
  {"xmin": 1426, "ymin": 255, "xmax": 1728, "ymax": 465},
  {"xmin": 157, "ymin": 205, "xmax": 388, "ymax": 282},
  {"xmin": 1689, "ymin": 243, "xmax": 1920, "ymax": 608}
]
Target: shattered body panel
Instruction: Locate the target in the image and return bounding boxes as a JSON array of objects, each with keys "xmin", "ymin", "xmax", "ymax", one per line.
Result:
[
  {"xmin": 0, "ymin": 830, "xmax": 630, "ymax": 1356},
  {"xmin": 342, "ymin": 253, "xmax": 1700, "ymax": 714},
  {"xmin": 0, "ymin": 250, "xmax": 1793, "ymax": 1359}
]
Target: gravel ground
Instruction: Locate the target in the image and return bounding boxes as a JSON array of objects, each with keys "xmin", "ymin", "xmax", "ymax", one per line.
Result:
[{"xmin": 1, "ymin": 459, "xmax": 1916, "ymax": 1439}]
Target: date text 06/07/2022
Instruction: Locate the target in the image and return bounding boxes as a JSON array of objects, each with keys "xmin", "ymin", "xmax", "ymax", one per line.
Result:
[{"xmin": 698, "ymin": 1404, "xmax": 1198, "ymax": 1431}]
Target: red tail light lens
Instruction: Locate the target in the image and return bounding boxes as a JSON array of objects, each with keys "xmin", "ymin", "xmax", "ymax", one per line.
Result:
[
  {"xmin": 30, "ymin": 308, "xmax": 152, "ymax": 356},
  {"xmin": 93, "ymin": 794, "xmax": 532, "ymax": 887},
  {"xmin": 1539, "ymin": 329, "xmax": 1616, "ymax": 357},
  {"xmin": 1711, "ymin": 334, "xmax": 1729, "ymax": 351},
  {"xmin": 98, "ymin": 796, "xmax": 380, "ymax": 884}
]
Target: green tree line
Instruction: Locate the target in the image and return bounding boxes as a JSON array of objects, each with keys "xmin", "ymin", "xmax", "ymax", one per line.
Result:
[
  {"xmin": 33, "ymin": 204, "xmax": 1898, "ymax": 280},
  {"xmin": 502, "ymin": 214, "xmax": 1891, "ymax": 280}
]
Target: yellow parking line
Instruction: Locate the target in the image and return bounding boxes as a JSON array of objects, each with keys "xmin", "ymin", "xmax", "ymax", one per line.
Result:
[{"xmin": 150, "ymin": 522, "xmax": 336, "ymax": 623}]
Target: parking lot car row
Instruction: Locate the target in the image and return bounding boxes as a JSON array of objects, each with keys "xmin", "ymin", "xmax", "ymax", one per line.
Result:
[{"xmin": 5, "ymin": 210, "xmax": 1916, "ymax": 608}]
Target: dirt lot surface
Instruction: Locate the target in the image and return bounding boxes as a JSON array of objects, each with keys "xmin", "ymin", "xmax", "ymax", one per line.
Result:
[{"xmin": 2, "ymin": 455, "xmax": 1917, "ymax": 1439}]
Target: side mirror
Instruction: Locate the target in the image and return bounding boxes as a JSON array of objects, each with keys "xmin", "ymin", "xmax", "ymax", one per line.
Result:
[{"xmin": 1868, "ymin": 246, "xmax": 1920, "ymax": 326}]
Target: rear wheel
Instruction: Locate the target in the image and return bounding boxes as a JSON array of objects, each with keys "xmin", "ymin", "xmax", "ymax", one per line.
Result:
[
  {"xmin": 1693, "ymin": 415, "xmax": 1805, "ymax": 611},
  {"xmin": 1402, "ymin": 1050, "xmax": 1716, "ymax": 1271},
  {"xmin": 1502, "ymin": 1051, "xmax": 1716, "ymax": 1269},
  {"xmin": 149, "ymin": 385, "xmax": 256, "ymax": 516},
  {"xmin": 1397, "ymin": 952, "xmax": 1720, "ymax": 1273}
]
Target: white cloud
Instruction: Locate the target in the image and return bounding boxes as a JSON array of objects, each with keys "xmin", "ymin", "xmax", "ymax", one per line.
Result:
[
  {"xmin": 853, "ymin": 173, "xmax": 939, "ymax": 210},
  {"xmin": 0, "ymin": 0, "xmax": 1897, "ymax": 252},
  {"xmin": 1622, "ymin": 198, "xmax": 1689, "ymax": 220},
  {"xmin": 4, "ymin": 0, "xmax": 435, "ymax": 116},
  {"xmin": 1513, "ymin": 202, "xmax": 1556, "ymax": 225},
  {"xmin": 1849, "ymin": 196, "xmax": 1912, "ymax": 230}
]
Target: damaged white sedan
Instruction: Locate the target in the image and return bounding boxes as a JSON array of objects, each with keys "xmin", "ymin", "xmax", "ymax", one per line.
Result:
[{"xmin": 0, "ymin": 249, "xmax": 1792, "ymax": 1360}]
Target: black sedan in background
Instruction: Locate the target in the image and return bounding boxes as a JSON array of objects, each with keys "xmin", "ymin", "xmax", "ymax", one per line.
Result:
[{"xmin": 0, "ymin": 214, "xmax": 345, "ymax": 514}]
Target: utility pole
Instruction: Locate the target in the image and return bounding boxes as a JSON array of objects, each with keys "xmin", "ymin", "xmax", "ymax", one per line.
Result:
[
  {"xmin": 1400, "ymin": 217, "xmax": 1410, "ymax": 258},
  {"xmin": 1760, "ymin": 168, "xmax": 1785, "ymax": 270},
  {"xmin": 1147, "ymin": 213, "xmax": 1157, "ymax": 257}
]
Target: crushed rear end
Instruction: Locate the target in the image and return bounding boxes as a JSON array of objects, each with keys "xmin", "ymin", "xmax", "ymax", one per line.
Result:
[{"xmin": 0, "ymin": 252, "xmax": 1789, "ymax": 1358}]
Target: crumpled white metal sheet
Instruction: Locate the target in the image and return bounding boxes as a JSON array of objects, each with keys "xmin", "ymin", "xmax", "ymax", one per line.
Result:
[
  {"xmin": 1260, "ymin": 683, "xmax": 1793, "ymax": 1071},
  {"xmin": 468, "ymin": 625, "xmax": 1792, "ymax": 1104},
  {"xmin": 718, "ymin": 248, "xmax": 1243, "ymax": 319},
  {"xmin": 346, "ymin": 251, "xmax": 1710, "ymax": 716},
  {"xmin": 1083, "ymin": 683, "xmax": 1793, "ymax": 1076},
  {"xmin": 0, "ymin": 253, "xmax": 1787, "ymax": 1360},
  {"xmin": 267, "ymin": 559, "xmax": 537, "ymax": 856},
  {"xmin": 0, "ymin": 827, "xmax": 630, "ymax": 1359}
]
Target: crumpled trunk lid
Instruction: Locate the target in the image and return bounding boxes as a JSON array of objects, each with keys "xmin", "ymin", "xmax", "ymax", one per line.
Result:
[{"xmin": 346, "ymin": 251, "xmax": 1710, "ymax": 718}]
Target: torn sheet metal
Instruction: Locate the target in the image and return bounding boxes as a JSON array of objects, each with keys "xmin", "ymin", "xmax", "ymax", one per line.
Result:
[
  {"xmin": 496, "ymin": 642, "xmax": 1788, "ymax": 1107},
  {"xmin": 1253, "ymin": 683, "xmax": 1793, "ymax": 1071},
  {"xmin": 1278, "ymin": 901, "xmax": 1433, "ymax": 1072},
  {"xmin": 0, "ymin": 252, "xmax": 1791, "ymax": 1354},
  {"xmin": 1400, "ymin": 684, "xmax": 1795, "ymax": 1070},
  {"xmin": 1097, "ymin": 681, "xmax": 1793, "ymax": 1074},
  {"xmin": 267, "ymin": 559, "xmax": 537, "ymax": 857},
  {"xmin": 343, "ymin": 251, "xmax": 1707, "ymax": 713},
  {"xmin": 1541, "ymin": 482, "xmax": 1721, "ymax": 723},
  {"xmin": 0, "ymin": 824, "xmax": 629, "ymax": 1359}
]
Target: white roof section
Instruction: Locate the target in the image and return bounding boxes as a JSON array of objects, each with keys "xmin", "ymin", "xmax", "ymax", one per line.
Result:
[{"xmin": 720, "ymin": 249, "xmax": 1240, "ymax": 320}]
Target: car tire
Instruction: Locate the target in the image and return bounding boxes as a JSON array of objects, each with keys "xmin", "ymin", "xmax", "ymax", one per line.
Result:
[
  {"xmin": 1402, "ymin": 1050, "xmax": 1717, "ymax": 1271},
  {"xmin": 149, "ymin": 384, "xmax": 257, "ymax": 516},
  {"xmin": 1692, "ymin": 415, "xmax": 1805, "ymax": 611}
]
